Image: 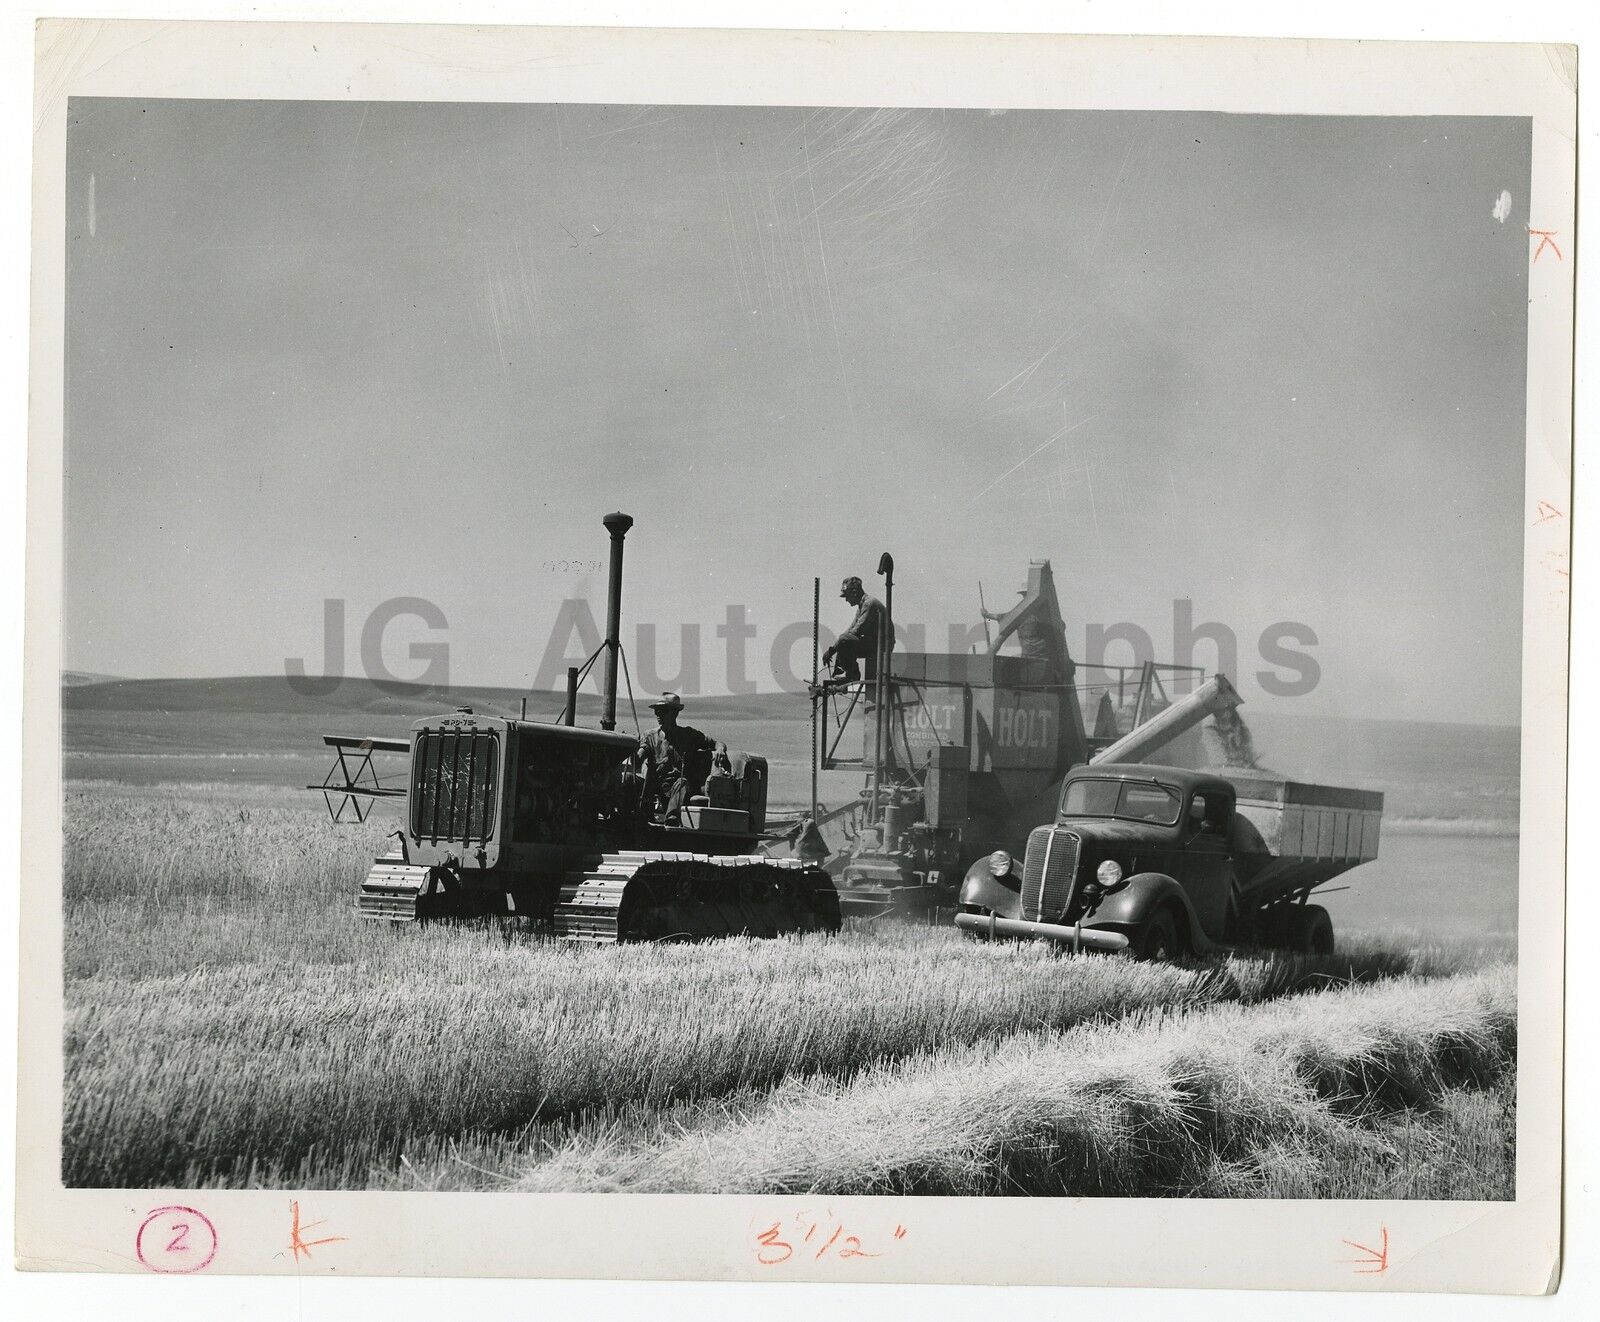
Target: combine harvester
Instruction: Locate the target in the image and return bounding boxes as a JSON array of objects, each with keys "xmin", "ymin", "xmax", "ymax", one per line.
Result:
[
  {"xmin": 309, "ymin": 513, "xmax": 840, "ymax": 943},
  {"xmin": 784, "ymin": 557, "xmax": 1240, "ymax": 917},
  {"xmin": 782, "ymin": 554, "xmax": 1383, "ymax": 954}
]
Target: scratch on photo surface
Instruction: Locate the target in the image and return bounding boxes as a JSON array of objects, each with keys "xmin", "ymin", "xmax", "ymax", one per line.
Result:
[
  {"xmin": 713, "ymin": 142, "xmax": 753, "ymax": 311},
  {"xmin": 470, "ymin": 235, "xmax": 540, "ymax": 367},
  {"xmin": 39, "ymin": 23, "xmax": 120, "ymax": 135},
  {"xmin": 1048, "ymin": 463, "xmax": 1091, "ymax": 519},
  {"xmin": 1090, "ymin": 131, "xmax": 1158, "ymax": 263},
  {"xmin": 342, "ymin": 103, "xmax": 369, "ymax": 183},
  {"xmin": 792, "ymin": 108, "xmax": 954, "ymax": 284},
  {"xmin": 986, "ymin": 329, "xmax": 1076, "ymax": 401},
  {"xmin": 969, "ymin": 411, "xmax": 1100, "ymax": 508},
  {"xmin": 1083, "ymin": 450, "xmax": 1101, "ymax": 537},
  {"xmin": 583, "ymin": 110, "xmax": 679, "ymax": 141},
  {"xmin": 801, "ymin": 126, "xmax": 854, "ymax": 431}
]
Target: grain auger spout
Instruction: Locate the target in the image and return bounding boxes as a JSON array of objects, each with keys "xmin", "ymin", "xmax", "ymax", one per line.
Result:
[{"xmin": 1089, "ymin": 673, "xmax": 1245, "ymax": 767}]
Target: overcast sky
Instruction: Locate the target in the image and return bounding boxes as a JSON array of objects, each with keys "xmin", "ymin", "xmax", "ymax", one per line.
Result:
[{"xmin": 64, "ymin": 100, "xmax": 1530, "ymax": 722}]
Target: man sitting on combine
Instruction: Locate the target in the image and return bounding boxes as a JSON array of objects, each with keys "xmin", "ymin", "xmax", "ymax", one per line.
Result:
[
  {"xmin": 822, "ymin": 575, "xmax": 890, "ymax": 686},
  {"xmin": 641, "ymin": 691, "xmax": 719, "ymax": 825}
]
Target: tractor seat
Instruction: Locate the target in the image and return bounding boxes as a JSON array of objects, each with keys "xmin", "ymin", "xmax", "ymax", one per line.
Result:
[{"xmin": 678, "ymin": 805, "xmax": 751, "ymax": 832}]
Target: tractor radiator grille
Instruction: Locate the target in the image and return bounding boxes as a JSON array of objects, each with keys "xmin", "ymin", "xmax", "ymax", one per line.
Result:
[
  {"xmin": 411, "ymin": 730, "xmax": 499, "ymax": 844},
  {"xmin": 1021, "ymin": 825, "xmax": 1081, "ymax": 923}
]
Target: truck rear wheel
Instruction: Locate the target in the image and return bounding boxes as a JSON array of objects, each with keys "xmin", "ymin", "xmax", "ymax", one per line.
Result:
[
  {"xmin": 1298, "ymin": 904, "xmax": 1335, "ymax": 955},
  {"xmin": 1134, "ymin": 908, "xmax": 1182, "ymax": 962},
  {"xmin": 1257, "ymin": 904, "xmax": 1335, "ymax": 954}
]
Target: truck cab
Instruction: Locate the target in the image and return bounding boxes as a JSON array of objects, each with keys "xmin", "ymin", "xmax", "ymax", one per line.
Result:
[
  {"xmin": 956, "ymin": 764, "xmax": 1239, "ymax": 957},
  {"xmin": 947, "ymin": 761, "xmax": 1248, "ymax": 960}
]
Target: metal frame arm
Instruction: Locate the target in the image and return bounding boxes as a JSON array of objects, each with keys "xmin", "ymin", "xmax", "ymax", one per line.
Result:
[{"xmin": 307, "ymin": 734, "xmax": 409, "ymax": 824}]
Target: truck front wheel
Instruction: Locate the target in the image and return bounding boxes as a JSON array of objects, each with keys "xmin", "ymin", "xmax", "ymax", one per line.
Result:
[{"xmin": 1133, "ymin": 908, "xmax": 1182, "ymax": 962}]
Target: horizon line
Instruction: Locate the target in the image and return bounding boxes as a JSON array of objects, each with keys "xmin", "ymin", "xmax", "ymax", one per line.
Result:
[{"xmin": 59, "ymin": 670, "xmax": 1525, "ymax": 730}]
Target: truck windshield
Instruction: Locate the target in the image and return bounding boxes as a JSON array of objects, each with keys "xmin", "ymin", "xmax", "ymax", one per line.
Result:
[{"xmin": 1060, "ymin": 778, "xmax": 1182, "ymax": 826}]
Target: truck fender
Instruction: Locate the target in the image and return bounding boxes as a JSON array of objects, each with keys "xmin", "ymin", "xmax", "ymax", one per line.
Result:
[
  {"xmin": 957, "ymin": 855, "xmax": 1023, "ymax": 920},
  {"xmin": 1084, "ymin": 873, "xmax": 1214, "ymax": 955}
]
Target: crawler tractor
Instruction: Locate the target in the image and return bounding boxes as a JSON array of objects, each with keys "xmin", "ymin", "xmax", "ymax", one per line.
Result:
[{"xmin": 313, "ymin": 513, "xmax": 841, "ymax": 943}]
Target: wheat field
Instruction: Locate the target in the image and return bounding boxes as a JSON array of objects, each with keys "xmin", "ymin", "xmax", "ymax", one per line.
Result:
[{"xmin": 61, "ymin": 781, "xmax": 1517, "ymax": 1195}]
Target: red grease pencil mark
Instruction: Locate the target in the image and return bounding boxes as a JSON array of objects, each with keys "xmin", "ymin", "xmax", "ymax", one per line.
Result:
[
  {"xmin": 1528, "ymin": 228, "xmax": 1562, "ymax": 262},
  {"xmin": 813, "ymin": 1223, "xmax": 843, "ymax": 1260},
  {"xmin": 1340, "ymin": 1226, "xmax": 1390, "ymax": 1275},
  {"xmin": 754, "ymin": 1214, "xmax": 904, "ymax": 1267},
  {"xmin": 288, "ymin": 1199, "xmax": 346, "ymax": 1263},
  {"xmin": 1533, "ymin": 501, "xmax": 1564, "ymax": 525},
  {"xmin": 755, "ymin": 1222, "xmax": 793, "ymax": 1266},
  {"xmin": 135, "ymin": 1205, "xmax": 218, "ymax": 1274}
]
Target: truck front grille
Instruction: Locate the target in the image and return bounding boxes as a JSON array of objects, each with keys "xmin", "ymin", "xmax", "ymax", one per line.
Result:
[
  {"xmin": 412, "ymin": 730, "xmax": 498, "ymax": 844},
  {"xmin": 1021, "ymin": 825, "xmax": 1080, "ymax": 922}
]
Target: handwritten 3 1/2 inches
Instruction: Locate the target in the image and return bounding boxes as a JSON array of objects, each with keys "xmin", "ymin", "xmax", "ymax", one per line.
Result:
[{"xmin": 754, "ymin": 1214, "xmax": 906, "ymax": 1266}]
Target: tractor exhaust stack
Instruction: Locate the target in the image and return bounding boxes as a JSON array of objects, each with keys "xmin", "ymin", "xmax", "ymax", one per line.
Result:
[{"xmin": 600, "ymin": 511, "xmax": 634, "ymax": 731}]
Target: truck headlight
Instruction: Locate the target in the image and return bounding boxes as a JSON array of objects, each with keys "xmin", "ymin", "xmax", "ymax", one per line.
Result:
[
  {"xmin": 1097, "ymin": 860, "xmax": 1125, "ymax": 888},
  {"xmin": 988, "ymin": 850, "xmax": 1013, "ymax": 878}
]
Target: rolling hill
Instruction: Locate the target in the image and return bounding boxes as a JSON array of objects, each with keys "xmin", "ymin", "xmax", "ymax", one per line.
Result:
[{"xmin": 61, "ymin": 674, "xmax": 800, "ymax": 721}]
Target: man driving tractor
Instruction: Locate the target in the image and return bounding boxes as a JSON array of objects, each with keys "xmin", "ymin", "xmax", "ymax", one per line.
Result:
[{"xmin": 640, "ymin": 691, "xmax": 721, "ymax": 824}]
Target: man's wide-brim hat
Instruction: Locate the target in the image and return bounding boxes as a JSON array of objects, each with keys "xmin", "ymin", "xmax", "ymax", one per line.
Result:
[
  {"xmin": 649, "ymin": 691, "xmax": 685, "ymax": 712},
  {"xmin": 840, "ymin": 575, "xmax": 863, "ymax": 596}
]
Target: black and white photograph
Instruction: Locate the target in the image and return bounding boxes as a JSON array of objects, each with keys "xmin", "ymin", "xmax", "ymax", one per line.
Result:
[{"xmin": 17, "ymin": 18, "xmax": 1574, "ymax": 1295}]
